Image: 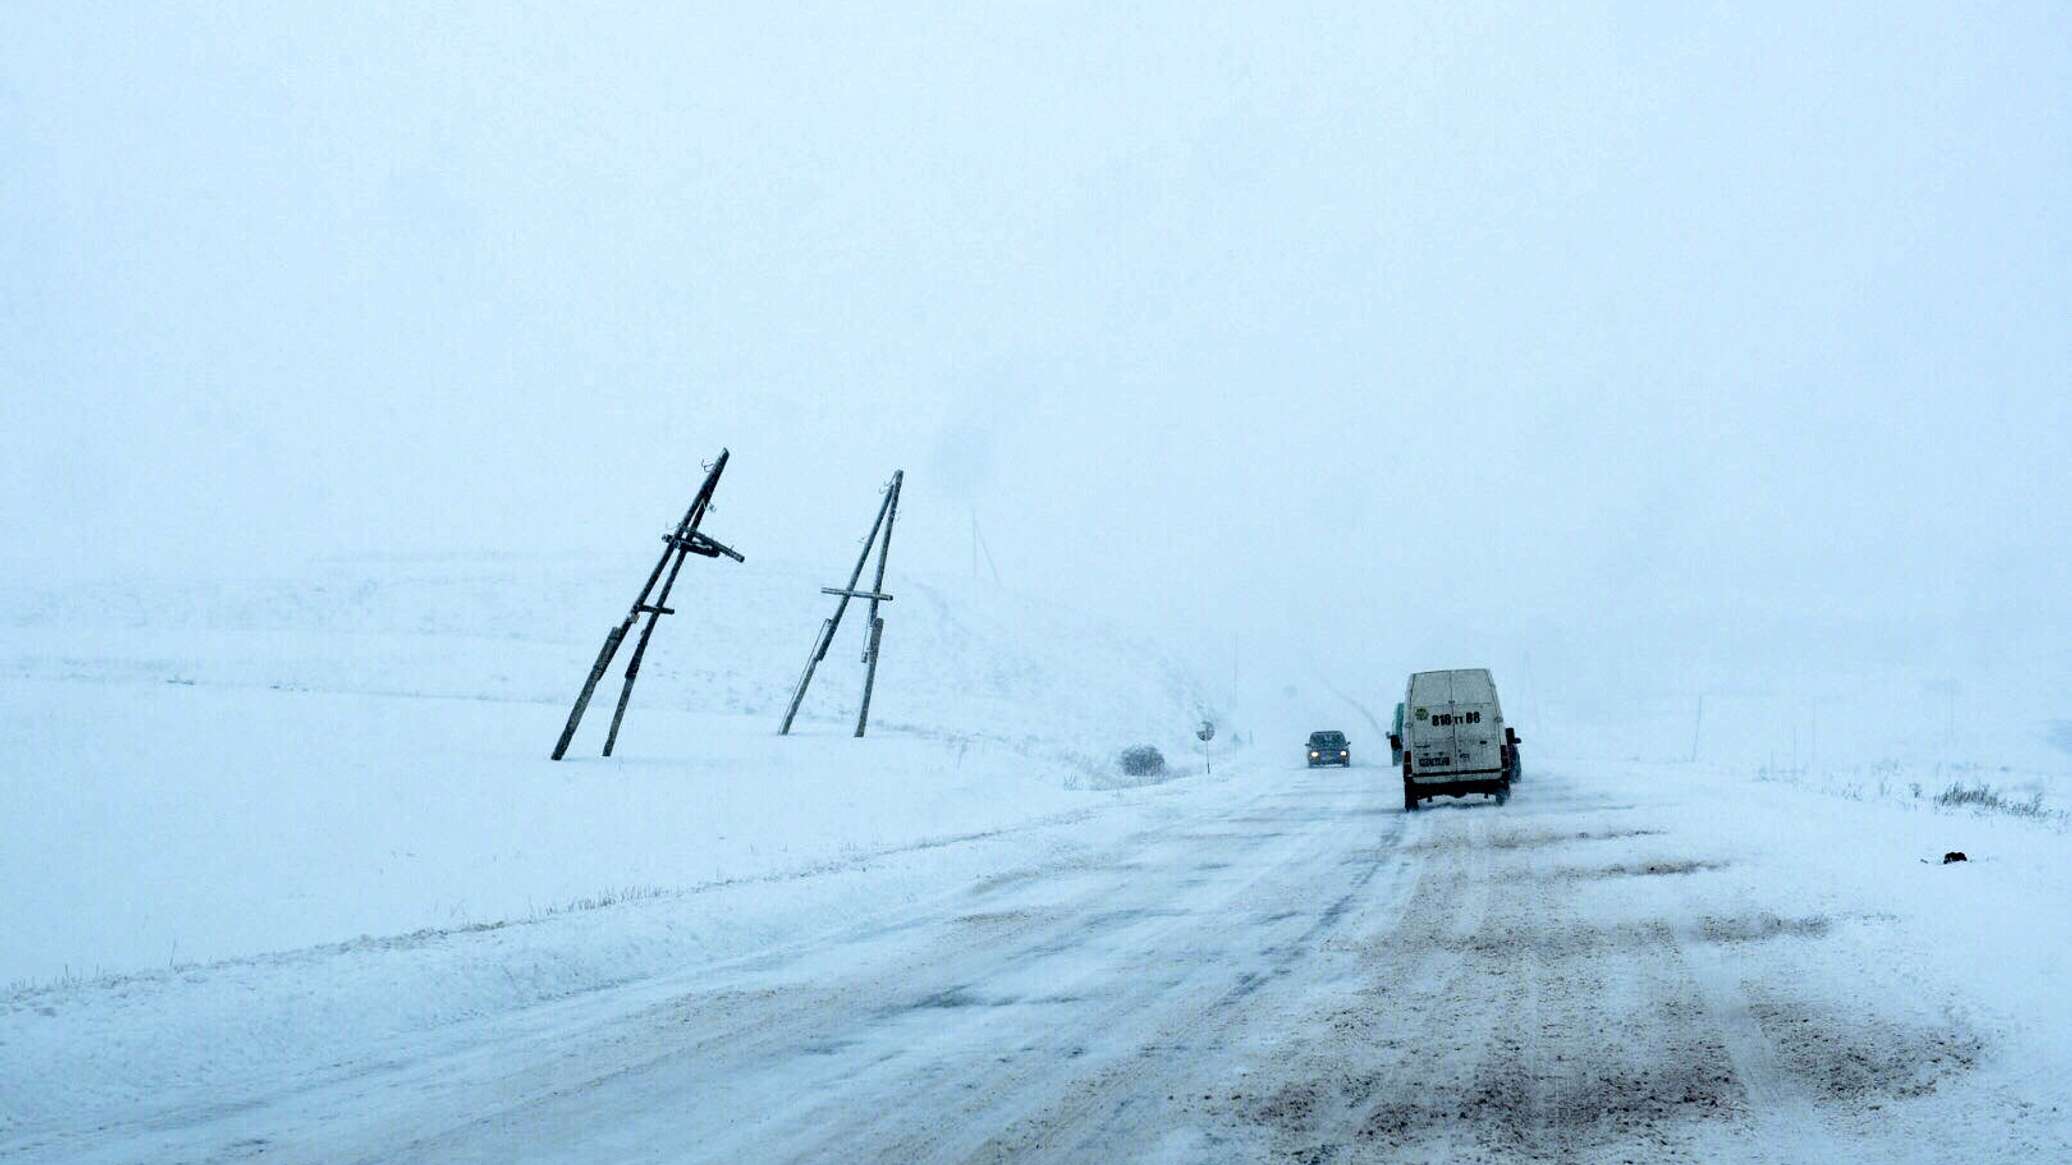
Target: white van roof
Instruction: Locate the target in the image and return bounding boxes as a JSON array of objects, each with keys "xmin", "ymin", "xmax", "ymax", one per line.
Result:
[{"xmin": 1408, "ymin": 668, "xmax": 1497, "ymax": 704}]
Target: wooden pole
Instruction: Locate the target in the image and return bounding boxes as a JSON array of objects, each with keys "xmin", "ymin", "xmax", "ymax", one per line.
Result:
[
  {"xmin": 552, "ymin": 624, "xmax": 629, "ymax": 761},
  {"xmin": 779, "ymin": 470, "xmax": 902, "ymax": 737},
  {"xmin": 550, "ymin": 449, "xmax": 739, "ymax": 759},
  {"xmin": 1689, "ymin": 694, "xmax": 1704, "ymax": 763},
  {"xmin": 854, "ymin": 471, "xmax": 902, "ymax": 737},
  {"xmin": 779, "ymin": 474, "xmax": 898, "ymax": 735}
]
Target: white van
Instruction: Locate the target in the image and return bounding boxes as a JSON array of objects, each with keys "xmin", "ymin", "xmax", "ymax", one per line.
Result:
[{"xmin": 1400, "ymin": 668, "xmax": 1520, "ymax": 811}]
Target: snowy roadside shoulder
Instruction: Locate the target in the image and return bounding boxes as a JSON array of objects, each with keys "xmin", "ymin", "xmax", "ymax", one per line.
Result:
[
  {"xmin": 1582, "ymin": 756, "xmax": 2072, "ymax": 1135},
  {"xmin": 1752, "ymin": 758, "xmax": 2070, "ymax": 832},
  {"xmin": 0, "ymin": 760, "xmax": 1226, "ymax": 1149}
]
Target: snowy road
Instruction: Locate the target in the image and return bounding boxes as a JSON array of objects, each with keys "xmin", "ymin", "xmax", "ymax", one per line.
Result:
[
  {"xmin": 18, "ymin": 754, "xmax": 2069, "ymax": 1164},
  {"xmin": 361, "ymin": 767, "xmax": 1418, "ymax": 1164}
]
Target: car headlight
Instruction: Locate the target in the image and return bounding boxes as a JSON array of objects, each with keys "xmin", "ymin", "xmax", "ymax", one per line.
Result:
[
  {"xmin": 1341, "ymin": 750, "xmax": 1349, "ymax": 757},
  {"xmin": 1309, "ymin": 751, "xmax": 1318, "ymax": 758}
]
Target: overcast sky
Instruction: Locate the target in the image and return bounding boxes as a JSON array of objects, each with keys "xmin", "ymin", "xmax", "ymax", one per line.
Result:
[{"xmin": 5, "ymin": 2, "xmax": 2067, "ymax": 690}]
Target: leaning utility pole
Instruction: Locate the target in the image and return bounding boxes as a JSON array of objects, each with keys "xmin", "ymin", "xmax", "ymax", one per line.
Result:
[
  {"xmin": 1689, "ymin": 694, "xmax": 1705, "ymax": 763},
  {"xmin": 779, "ymin": 470, "xmax": 903, "ymax": 738},
  {"xmin": 550, "ymin": 450, "xmax": 744, "ymax": 760},
  {"xmin": 969, "ymin": 506, "xmax": 1001, "ymax": 585}
]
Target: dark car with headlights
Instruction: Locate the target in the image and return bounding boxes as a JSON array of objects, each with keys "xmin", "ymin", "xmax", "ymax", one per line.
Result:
[{"xmin": 1306, "ymin": 730, "xmax": 1350, "ymax": 767}]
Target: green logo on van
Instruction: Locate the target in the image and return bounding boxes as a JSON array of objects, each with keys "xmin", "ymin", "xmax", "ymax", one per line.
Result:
[{"xmin": 1413, "ymin": 707, "xmax": 1428, "ymax": 720}]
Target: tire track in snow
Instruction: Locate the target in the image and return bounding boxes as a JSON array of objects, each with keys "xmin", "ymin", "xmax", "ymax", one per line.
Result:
[
  {"xmin": 1225, "ymin": 772, "xmax": 1758, "ymax": 1162},
  {"xmin": 782, "ymin": 774, "xmax": 1409, "ymax": 1163}
]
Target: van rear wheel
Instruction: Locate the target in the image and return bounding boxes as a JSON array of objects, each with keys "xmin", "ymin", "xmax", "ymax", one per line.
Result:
[{"xmin": 1403, "ymin": 782, "xmax": 1419, "ymax": 812}]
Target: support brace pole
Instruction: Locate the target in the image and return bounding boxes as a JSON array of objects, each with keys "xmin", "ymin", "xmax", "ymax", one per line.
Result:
[
  {"xmin": 855, "ymin": 617, "xmax": 885, "ymax": 737},
  {"xmin": 778, "ymin": 618, "xmax": 837, "ymax": 737},
  {"xmin": 602, "ymin": 608, "xmax": 659, "ymax": 757}
]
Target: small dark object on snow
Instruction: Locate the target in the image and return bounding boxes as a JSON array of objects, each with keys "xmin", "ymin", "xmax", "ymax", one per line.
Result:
[
  {"xmin": 1119, "ymin": 745, "xmax": 1168, "ymax": 778},
  {"xmin": 1942, "ymin": 851, "xmax": 1968, "ymax": 864}
]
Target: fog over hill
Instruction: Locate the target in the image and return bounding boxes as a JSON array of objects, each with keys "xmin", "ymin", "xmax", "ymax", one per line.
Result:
[{"xmin": 5, "ymin": 3, "xmax": 2068, "ymax": 718}]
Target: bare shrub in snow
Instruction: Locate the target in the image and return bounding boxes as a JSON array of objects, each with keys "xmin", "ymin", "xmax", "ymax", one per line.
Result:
[{"xmin": 1118, "ymin": 745, "xmax": 1168, "ymax": 779}]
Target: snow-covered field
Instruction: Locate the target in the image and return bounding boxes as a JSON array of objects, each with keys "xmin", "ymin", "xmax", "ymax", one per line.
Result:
[
  {"xmin": 4, "ymin": 560, "xmax": 2070, "ymax": 1162},
  {"xmin": 0, "ymin": 557, "xmax": 1207, "ymax": 991}
]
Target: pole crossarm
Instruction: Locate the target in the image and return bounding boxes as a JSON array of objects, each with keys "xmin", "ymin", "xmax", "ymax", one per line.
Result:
[
  {"xmin": 819, "ymin": 587, "xmax": 894, "ymax": 602},
  {"xmin": 670, "ymin": 531, "xmax": 744, "ymax": 561},
  {"xmin": 549, "ymin": 447, "xmax": 743, "ymax": 760}
]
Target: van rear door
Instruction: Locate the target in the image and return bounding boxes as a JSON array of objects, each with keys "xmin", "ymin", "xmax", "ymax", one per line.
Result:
[
  {"xmin": 1406, "ymin": 674, "xmax": 1457, "ymax": 774},
  {"xmin": 1454, "ymin": 702, "xmax": 1500, "ymax": 772},
  {"xmin": 1442, "ymin": 670, "xmax": 1501, "ymax": 774}
]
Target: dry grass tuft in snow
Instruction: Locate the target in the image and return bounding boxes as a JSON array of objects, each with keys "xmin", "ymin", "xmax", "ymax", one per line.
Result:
[{"xmin": 1934, "ymin": 781, "xmax": 2051, "ymax": 820}]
